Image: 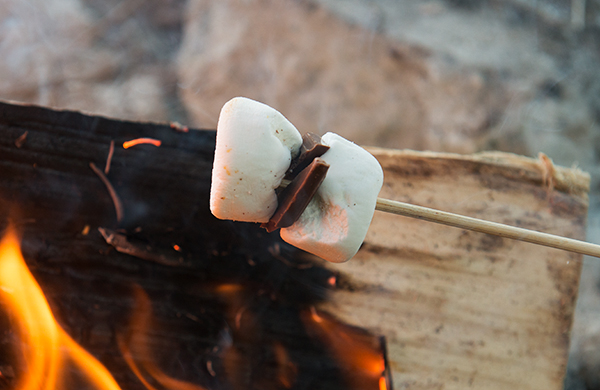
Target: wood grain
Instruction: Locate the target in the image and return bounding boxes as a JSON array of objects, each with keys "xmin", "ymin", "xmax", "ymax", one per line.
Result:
[{"xmin": 318, "ymin": 148, "xmax": 589, "ymax": 389}]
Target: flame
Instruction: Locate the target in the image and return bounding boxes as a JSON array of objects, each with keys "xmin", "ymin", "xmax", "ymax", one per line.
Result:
[
  {"xmin": 0, "ymin": 227, "xmax": 391, "ymax": 390},
  {"xmin": 302, "ymin": 307, "xmax": 388, "ymax": 390},
  {"xmin": 273, "ymin": 342, "xmax": 297, "ymax": 389},
  {"xmin": 122, "ymin": 138, "xmax": 162, "ymax": 149},
  {"xmin": 118, "ymin": 285, "xmax": 207, "ymax": 390},
  {"xmin": 0, "ymin": 227, "xmax": 122, "ymax": 390},
  {"xmin": 379, "ymin": 375, "xmax": 388, "ymax": 390}
]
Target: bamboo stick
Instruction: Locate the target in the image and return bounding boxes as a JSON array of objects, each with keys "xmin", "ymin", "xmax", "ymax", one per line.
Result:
[{"xmin": 375, "ymin": 197, "xmax": 600, "ymax": 258}]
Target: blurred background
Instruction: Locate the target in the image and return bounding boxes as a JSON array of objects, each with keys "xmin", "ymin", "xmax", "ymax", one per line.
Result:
[{"xmin": 0, "ymin": 0, "xmax": 599, "ymax": 388}]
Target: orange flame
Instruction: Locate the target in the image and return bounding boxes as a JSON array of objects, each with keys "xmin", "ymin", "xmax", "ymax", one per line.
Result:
[
  {"xmin": 303, "ymin": 307, "xmax": 387, "ymax": 390},
  {"xmin": 379, "ymin": 375, "xmax": 388, "ymax": 390},
  {"xmin": 272, "ymin": 342, "xmax": 297, "ymax": 389},
  {"xmin": 0, "ymin": 227, "xmax": 391, "ymax": 390},
  {"xmin": 0, "ymin": 227, "xmax": 122, "ymax": 390},
  {"xmin": 122, "ymin": 138, "xmax": 162, "ymax": 149},
  {"xmin": 118, "ymin": 285, "xmax": 207, "ymax": 390}
]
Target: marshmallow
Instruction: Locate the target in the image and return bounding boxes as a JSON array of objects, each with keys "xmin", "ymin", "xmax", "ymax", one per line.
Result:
[
  {"xmin": 280, "ymin": 133, "xmax": 384, "ymax": 263},
  {"xmin": 210, "ymin": 97, "xmax": 302, "ymax": 223}
]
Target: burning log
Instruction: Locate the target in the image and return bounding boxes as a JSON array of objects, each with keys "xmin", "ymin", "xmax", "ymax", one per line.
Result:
[
  {"xmin": 0, "ymin": 100, "xmax": 590, "ymax": 390},
  {"xmin": 0, "ymin": 101, "xmax": 389, "ymax": 390}
]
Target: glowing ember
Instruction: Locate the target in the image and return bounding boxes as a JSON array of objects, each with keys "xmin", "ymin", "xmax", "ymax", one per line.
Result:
[
  {"xmin": 327, "ymin": 275, "xmax": 337, "ymax": 287},
  {"xmin": 122, "ymin": 138, "xmax": 162, "ymax": 149},
  {"xmin": 0, "ymin": 227, "xmax": 122, "ymax": 390}
]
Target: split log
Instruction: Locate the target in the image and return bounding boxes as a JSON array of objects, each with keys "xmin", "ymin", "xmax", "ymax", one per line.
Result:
[
  {"xmin": 0, "ymin": 101, "xmax": 590, "ymax": 390},
  {"xmin": 320, "ymin": 148, "xmax": 589, "ymax": 390}
]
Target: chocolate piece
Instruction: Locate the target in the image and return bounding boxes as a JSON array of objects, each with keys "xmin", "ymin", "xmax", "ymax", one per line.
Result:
[
  {"xmin": 262, "ymin": 157, "xmax": 329, "ymax": 233},
  {"xmin": 285, "ymin": 133, "xmax": 330, "ymax": 180}
]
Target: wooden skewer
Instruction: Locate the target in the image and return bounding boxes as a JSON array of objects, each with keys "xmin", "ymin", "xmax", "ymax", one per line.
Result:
[
  {"xmin": 375, "ymin": 198, "xmax": 600, "ymax": 258},
  {"xmin": 279, "ymin": 173, "xmax": 599, "ymax": 258}
]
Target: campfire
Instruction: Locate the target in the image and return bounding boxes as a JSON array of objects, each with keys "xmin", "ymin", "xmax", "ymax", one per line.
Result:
[
  {"xmin": 0, "ymin": 101, "xmax": 392, "ymax": 390},
  {"xmin": 0, "ymin": 228, "xmax": 121, "ymax": 390},
  {"xmin": 0, "ymin": 99, "xmax": 589, "ymax": 390}
]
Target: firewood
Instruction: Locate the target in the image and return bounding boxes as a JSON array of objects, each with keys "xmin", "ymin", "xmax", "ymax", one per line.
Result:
[
  {"xmin": 0, "ymin": 101, "xmax": 384, "ymax": 390},
  {"xmin": 0, "ymin": 101, "xmax": 589, "ymax": 389}
]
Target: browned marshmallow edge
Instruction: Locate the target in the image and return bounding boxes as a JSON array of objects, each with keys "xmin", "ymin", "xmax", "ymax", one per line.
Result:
[
  {"xmin": 262, "ymin": 158, "xmax": 330, "ymax": 233},
  {"xmin": 284, "ymin": 133, "xmax": 330, "ymax": 180}
]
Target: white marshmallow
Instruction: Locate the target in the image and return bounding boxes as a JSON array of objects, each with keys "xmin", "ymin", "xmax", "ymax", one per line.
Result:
[
  {"xmin": 280, "ymin": 132, "xmax": 383, "ymax": 263},
  {"xmin": 210, "ymin": 97, "xmax": 302, "ymax": 223}
]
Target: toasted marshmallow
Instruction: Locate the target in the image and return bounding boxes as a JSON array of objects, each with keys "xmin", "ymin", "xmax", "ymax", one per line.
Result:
[
  {"xmin": 210, "ymin": 97, "xmax": 302, "ymax": 223},
  {"xmin": 280, "ymin": 133, "xmax": 383, "ymax": 263}
]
